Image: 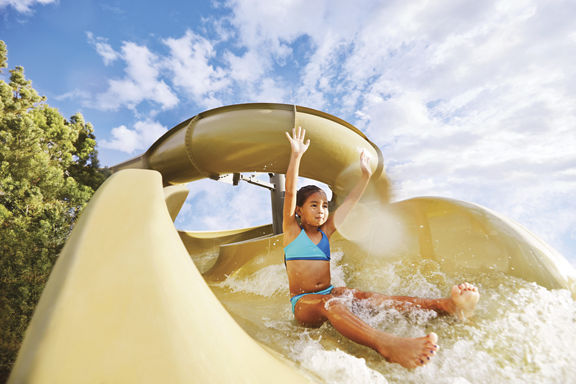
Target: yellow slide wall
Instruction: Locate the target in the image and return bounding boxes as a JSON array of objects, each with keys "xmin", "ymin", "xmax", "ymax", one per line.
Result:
[{"xmin": 9, "ymin": 170, "xmax": 313, "ymax": 383}]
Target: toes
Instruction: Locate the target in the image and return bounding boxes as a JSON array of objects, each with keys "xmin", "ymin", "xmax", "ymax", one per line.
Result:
[
  {"xmin": 426, "ymin": 340, "xmax": 438, "ymax": 351},
  {"xmin": 457, "ymin": 282, "xmax": 478, "ymax": 293},
  {"xmin": 416, "ymin": 334, "xmax": 439, "ymax": 367},
  {"xmin": 416, "ymin": 348, "xmax": 436, "ymax": 367},
  {"xmin": 415, "ymin": 356, "xmax": 427, "ymax": 367},
  {"xmin": 426, "ymin": 344, "xmax": 439, "ymax": 355},
  {"xmin": 420, "ymin": 352, "xmax": 433, "ymax": 361},
  {"xmin": 426, "ymin": 332, "xmax": 438, "ymax": 345},
  {"xmin": 400, "ymin": 334, "xmax": 441, "ymax": 369},
  {"xmin": 452, "ymin": 285, "xmax": 462, "ymax": 296}
]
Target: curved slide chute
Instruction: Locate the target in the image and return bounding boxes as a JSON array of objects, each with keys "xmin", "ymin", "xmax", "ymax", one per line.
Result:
[
  {"xmin": 112, "ymin": 103, "xmax": 389, "ymax": 200},
  {"xmin": 9, "ymin": 103, "xmax": 576, "ymax": 383},
  {"xmin": 338, "ymin": 196, "xmax": 576, "ymax": 294}
]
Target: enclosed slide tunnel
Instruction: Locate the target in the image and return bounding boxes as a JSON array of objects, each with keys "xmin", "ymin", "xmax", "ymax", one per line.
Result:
[{"xmin": 9, "ymin": 103, "xmax": 576, "ymax": 383}]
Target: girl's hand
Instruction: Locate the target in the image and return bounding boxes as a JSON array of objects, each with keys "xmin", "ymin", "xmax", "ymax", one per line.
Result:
[
  {"xmin": 360, "ymin": 150, "xmax": 373, "ymax": 177},
  {"xmin": 285, "ymin": 126, "xmax": 310, "ymax": 156}
]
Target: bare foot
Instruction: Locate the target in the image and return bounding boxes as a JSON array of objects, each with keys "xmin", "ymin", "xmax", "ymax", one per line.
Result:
[
  {"xmin": 450, "ymin": 283, "xmax": 480, "ymax": 320},
  {"xmin": 376, "ymin": 332, "xmax": 439, "ymax": 369}
]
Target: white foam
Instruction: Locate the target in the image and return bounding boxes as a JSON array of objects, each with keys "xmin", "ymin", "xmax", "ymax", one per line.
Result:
[
  {"xmin": 330, "ymin": 250, "xmax": 347, "ymax": 287},
  {"xmin": 190, "ymin": 250, "xmax": 219, "ymax": 274},
  {"xmin": 290, "ymin": 334, "xmax": 389, "ymax": 384},
  {"xmin": 216, "ymin": 264, "xmax": 288, "ymax": 296}
]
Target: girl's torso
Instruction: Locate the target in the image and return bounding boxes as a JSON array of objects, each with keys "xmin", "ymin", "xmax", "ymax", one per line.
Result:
[{"xmin": 284, "ymin": 228, "xmax": 332, "ymax": 296}]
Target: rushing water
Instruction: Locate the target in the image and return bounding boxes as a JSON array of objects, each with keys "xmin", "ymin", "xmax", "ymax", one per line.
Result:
[{"xmin": 201, "ymin": 248, "xmax": 576, "ymax": 384}]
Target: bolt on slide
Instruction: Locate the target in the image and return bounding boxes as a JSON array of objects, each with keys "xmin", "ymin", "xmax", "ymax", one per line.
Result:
[{"xmin": 9, "ymin": 104, "xmax": 576, "ymax": 383}]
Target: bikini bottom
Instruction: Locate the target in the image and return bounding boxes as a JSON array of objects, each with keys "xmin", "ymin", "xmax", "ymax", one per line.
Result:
[{"xmin": 290, "ymin": 285, "xmax": 334, "ymax": 314}]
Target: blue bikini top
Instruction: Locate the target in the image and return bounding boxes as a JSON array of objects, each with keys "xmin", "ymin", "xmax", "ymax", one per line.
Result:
[{"xmin": 284, "ymin": 228, "xmax": 331, "ymax": 262}]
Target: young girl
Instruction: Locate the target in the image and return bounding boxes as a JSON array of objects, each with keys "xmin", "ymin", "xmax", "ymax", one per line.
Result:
[{"xmin": 283, "ymin": 126, "xmax": 480, "ymax": 369}]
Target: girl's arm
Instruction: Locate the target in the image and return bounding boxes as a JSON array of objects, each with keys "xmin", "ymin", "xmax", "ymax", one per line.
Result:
[
  {"xmin": 323, "ymin": 150, "xmax": 372, "ymax": 237},
  {"xmin": 283, "ymin": 126, "xmax": 310, "ymax": 242}
]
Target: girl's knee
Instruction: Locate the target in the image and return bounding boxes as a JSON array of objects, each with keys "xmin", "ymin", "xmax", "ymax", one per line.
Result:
[
  {"xmin": 294, "ymin": 297, "xmax": 330, "ymax": 326},
  {"xmin": 322, "ymin": 295, "xmax": 349, "ymax": 313}
]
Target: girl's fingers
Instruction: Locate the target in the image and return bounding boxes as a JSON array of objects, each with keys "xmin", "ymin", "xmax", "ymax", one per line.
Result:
[
  {"xmin": 360, "ymin": 150, "xmax": 368, "ymax": 163},
  {"xmin": 359, "ymin": 150, "xmax": 373, "ymax": 175},
  {"xmin": 287, "ymin": 127, "xmax": 309, "ymax": 150},
  {"xmin": 292, "ymin": 126, "xmax": 306, "ymax": 141}
]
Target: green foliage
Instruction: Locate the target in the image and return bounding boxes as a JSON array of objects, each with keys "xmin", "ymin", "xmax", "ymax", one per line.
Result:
[
  {"xmin": 0, "ymin": 41, "xmax": 6, "ymax": 71},
  {"xmin": 0, "ymin": 41, "xmax": 110, "ymax": 381}
]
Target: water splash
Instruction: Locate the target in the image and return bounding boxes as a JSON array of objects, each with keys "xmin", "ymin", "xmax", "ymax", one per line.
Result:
[
  {"xmin": 290, "ymin": 335, "xmax": 389, "ymax": 384},
  {"xmin": 215, "ymin": 264, "xmax": 288, "ymax": 296},
  {"xmin": 208, "ymin": 250, "xmax": 576, "ymax": 383}
]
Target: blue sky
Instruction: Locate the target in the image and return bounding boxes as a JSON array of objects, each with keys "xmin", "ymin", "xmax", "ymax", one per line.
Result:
[{"xmin": 1, "ymin": 0, "xmax": 575, "ymax": 265}]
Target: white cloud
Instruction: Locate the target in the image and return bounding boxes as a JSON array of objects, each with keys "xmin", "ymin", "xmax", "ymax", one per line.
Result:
[
  {"xmin": 163, "ymin": 30, "xmax": 230, "ymax": 108},
  {"xmin": 86, "ymin": 32, "xmax": 119, "ymax": 65},
  {"xmin": 224, "ymin": 49, "xmax": 265, "ymax": 83},
  {"xmin": 94, "ymin": 42, "xmax": 178, "ymax": 111},
  {"xmin": 176, "ymin": 178, "xmax": 271, "ymax": 231},
  {"xmin": 100, "ymin": 119, "xmax": 167, "ymax": 154},
  {"xmin": 0, "ymin": 0, "xmax": 56, "ymax": 13},
  {"xmin": 248, "ymin": 77, "xmax": 287, "ymax": 103},
  {"xmin": 83, "ymin": 0, "xmax": 576, "ymax": 259},
  {"xmin": 54, "ymin": 88, "xmax": 91, "ymax": 103},
  {"xmin": 214, "ymin": 0, "xmax": 576, "ymax": 259},
  {"xmin": 225, "ymin": 0, "xmax": 314, "ymax": 51}
]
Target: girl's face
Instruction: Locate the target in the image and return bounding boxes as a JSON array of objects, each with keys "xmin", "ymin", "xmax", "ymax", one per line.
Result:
[{"xmin": 296, "ymin": 191, "xmax": 329, "ymax": 226}]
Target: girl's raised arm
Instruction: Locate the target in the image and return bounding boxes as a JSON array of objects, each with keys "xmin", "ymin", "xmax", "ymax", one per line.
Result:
[
  {"xmin": 283, "ymin": 126, "xmax": 310, "ymax": 239},
  {"xmin": 324, "ymin": 150, "xmax": 372, "ymax": 237}
]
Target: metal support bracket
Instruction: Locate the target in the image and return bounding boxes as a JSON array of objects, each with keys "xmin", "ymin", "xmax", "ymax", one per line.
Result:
[{"xmin": 214, "ymin": 172, "xmax": 285, "ymax": 235}]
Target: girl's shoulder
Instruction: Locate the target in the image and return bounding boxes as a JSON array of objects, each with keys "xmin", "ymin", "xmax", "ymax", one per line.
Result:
[{"xmin": 283, "ymin": 222, "xmax": 303, "ymax": 246}]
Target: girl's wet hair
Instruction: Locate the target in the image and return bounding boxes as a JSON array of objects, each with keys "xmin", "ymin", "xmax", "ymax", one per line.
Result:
[{"xmin": 296, "ymin": 185, "xmax": 325, "ymax": 207}]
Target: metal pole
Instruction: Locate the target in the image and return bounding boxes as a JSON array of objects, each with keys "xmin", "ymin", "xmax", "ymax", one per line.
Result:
[{"xmin": 269, "ymin": 173, "xmax": 285, "ymax": 235}]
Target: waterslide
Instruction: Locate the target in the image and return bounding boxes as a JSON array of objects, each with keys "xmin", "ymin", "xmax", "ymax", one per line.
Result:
[{"xmin": 9, "ymin": 104, "xmax": 576, "ymax": 383}]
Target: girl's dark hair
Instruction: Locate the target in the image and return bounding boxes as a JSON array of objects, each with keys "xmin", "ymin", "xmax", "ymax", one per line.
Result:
[{"xmin": 296, "ymin": 185, "xmax": 325, "ymax": 207}]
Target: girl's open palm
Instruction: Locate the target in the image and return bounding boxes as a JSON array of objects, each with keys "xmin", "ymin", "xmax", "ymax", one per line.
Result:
[
  {"xmin": 360, "ymin": 150, "xmax": 373, "ymax": 177},
  {"xmin": 285, "ymin": 126, "xmax": 310, "ymax": 155}
]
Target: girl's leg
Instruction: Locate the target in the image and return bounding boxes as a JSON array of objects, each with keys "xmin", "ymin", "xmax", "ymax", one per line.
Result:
[
  {"xmin": 332, "ymin": 283, "xmax": 479, "ymax": 320},
  {"xmin": 294, "ymin": 294, "xmax": 438, "ymax": 368}
]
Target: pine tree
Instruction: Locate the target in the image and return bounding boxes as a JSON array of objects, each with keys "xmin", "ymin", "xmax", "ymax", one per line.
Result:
[{"xmin": 0, "ymin": 40, "xmax": 110, "ymax": 381}]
